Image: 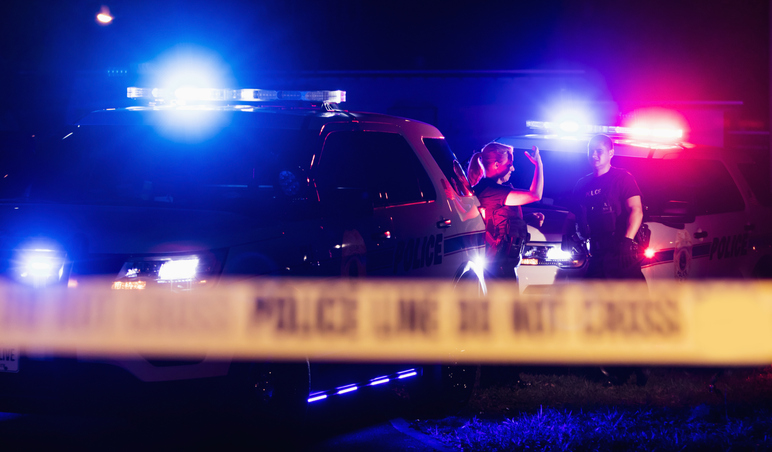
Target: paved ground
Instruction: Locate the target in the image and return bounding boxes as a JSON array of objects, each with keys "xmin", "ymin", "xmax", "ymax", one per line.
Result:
[
  {"xmin": 0, "ymin": 411, "xmax": 450, "ymax": 451},
  {"xmin": 306, "ymin": 418, "xmax": 452, "ymax": 452},
  {"xmin": 0, "ymin": 387, "xmax": 453, "ymax": 451}
]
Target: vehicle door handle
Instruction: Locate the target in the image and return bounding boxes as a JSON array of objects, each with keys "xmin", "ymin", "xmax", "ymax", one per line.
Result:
[
  {"xmin": 436, "ymin": 218, "xmax": 452, "ymax": 229},
  {"xmin": 745, "ymin": 223, "xmax": 755, "ymax": 232},
  {"xmin": 694, "ymin": 231, "xmax": 708, "ymax": 239}
]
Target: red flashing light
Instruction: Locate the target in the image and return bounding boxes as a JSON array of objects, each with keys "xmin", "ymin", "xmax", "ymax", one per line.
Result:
[{"xmin": 621, "ymin": 107, "xmax": 688, "ymax": 142}]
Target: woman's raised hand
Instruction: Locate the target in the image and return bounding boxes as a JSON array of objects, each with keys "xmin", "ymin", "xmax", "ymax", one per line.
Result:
[{"xmin": 525, "ymin": 145, "xmax": 541, "ymax": 165}]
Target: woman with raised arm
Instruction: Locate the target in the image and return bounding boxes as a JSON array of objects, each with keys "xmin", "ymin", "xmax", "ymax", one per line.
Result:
[{"xmin": 468, "ymin": 142, "xmax": 544, "ymax": 278}]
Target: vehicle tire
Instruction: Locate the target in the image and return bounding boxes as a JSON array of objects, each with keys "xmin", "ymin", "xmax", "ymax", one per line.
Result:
[
  {"xmin": 752, "ymin": 256, "xmax": 772, "ymax": 279},
  {"xmin": 454, "ymin": 262, "xmax": 488, "ymax": 296},
  {"xmin": 408, "ymin": 364, "xmax": 476, "ymax": 416},
  {"xmin": 228, "ymin": 360, "xmax": 310, "ymax": 434},
  {"xmin": 599, "ymin": 366, "xmax": 649, "ymax": 387}
]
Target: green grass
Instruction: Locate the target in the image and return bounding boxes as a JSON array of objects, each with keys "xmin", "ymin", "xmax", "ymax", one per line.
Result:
[{"xmin": 411, "ymin": 367, "xmax": 772, "ymax": 451}]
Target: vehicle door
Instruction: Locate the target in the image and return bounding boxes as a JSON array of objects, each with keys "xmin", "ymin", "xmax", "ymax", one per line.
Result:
[
  {"xmin": 620, "ymin": 156, "xmax": 748, "ymax": 280},
  {"xmin": 727, "ymin": 159, "xmax": 772, "ymax": 278},
  {"xmin": 422, "ymin": 137, "xmax": 487, "ymax": 278},
  {"xmin": 312, "ymin": 127, "xmax": 399, "ymax": 276}
]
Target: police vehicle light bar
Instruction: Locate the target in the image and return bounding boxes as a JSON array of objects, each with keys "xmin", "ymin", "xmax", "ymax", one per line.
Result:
[
  {"xmin": 127, "ymin": 87, "xmax": 346, "ymax": 103},
  {"xmin": 526, "ymin": 120, "xmax": 683, "ymax": 140}
]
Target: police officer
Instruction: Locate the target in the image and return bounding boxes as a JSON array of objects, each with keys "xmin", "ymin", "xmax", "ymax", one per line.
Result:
[
  {"xmin": 468, "ymin": 142, "xmax": 543, "ymax": 389},
  {"xmin": 573, "ymin": 134, "xmax": 646, "ymax": 281},
  {"xmin": 574, "ymin": 134, "xmax": 648, "ymax": 386},
  {"xmin": 468, "ymin": 141, "xmax": 543, "ymax": 278}
]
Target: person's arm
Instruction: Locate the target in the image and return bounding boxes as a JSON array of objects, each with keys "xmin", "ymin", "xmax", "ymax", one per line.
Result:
[
  {"xmin": 525, "ymin": 211, "xmax": 545, "ymax": 228},
  {"xmin": 441, "ymin": 179, "xmax": 479, "ymax": 221},
  {"xmin": 624, "ymin": 195, "xmax": 643, "ymax": 240},
  {"xmin": 504, "ymin": 146, "xmax": 543, "ymax": 206}
]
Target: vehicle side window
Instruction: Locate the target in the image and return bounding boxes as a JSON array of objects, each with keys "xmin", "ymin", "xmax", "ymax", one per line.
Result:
[
  {"xmin": 509, "ymin": 148, "xmax": 587, "ymax": 207},
  {"xmin": 615, "ymin": 157, "xmax": 745, "ymax": 216},
  {"xmin": 316, "ymin": 131, "xmax": 436, "ymax": 207},
  {"xmin": 423, "ymin": 138, "xmax": 473, "ymax": 196},
  {"xmin": 737, "ymin": 162, "xmax": 772, "ymax": 207},
  {"xmin": 0, "ymin": 132, "xmax": 35, "ymax": 199}
]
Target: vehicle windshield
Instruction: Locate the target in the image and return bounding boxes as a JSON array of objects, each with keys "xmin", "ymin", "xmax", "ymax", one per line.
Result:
[
  {"xmin": 1, "ymin": 124, "xmax": 318, "ymax": 216},
  {"xmin": 507, "ymin": 147, "xmax": 587, "ymax": 208},
  {"xmin": 507, "ymin": 145, "xmax": 745, "ymax": 217}
]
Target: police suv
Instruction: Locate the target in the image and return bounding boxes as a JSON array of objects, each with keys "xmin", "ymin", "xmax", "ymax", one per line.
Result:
[
  {"xmin": 0, "ymin": 87, "xmax": 485, "ymax": 416},
  {"xmin": 498, "ymin": 120, "xmax": 772, "ymax": 292}
]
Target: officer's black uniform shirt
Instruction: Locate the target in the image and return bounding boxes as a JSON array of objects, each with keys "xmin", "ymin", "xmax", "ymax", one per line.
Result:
[
  {"xmin": 573, "ymin": 167, "xmax": 642, "ymax": 243},
  {"xmin": 473, "ymin": 178, "xmax": 523, "ymax": 238}
]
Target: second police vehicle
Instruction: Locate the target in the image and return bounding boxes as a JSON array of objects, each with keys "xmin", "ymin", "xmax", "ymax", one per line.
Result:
[
  {"xmin": 0, "ymin": 85, "xmax": 487, "ymax": 418},
  {"xmin": 499, "ymin": 117, "xmax": 772, "ymax": 292}
]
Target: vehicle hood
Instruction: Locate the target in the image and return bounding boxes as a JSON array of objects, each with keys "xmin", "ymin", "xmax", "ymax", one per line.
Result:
[
  {"xmin": 0, "ymin": 203, "xmax": 281, "ymax": 256},
  {"xmin": 523, "ymin": 206, "xmax": 569, "ymax": 242}
]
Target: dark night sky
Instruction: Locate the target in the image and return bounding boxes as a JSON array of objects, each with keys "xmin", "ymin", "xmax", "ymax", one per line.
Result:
[{"xmin": 0, "ymin": 0, "xmax": 769, "ymax": 129}]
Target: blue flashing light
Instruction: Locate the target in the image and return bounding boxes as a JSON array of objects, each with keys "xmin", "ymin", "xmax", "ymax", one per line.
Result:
[
  {"xmin": 559, "ymin": 120, "xmax": 580, "ymax": 133},
  {"xmin": 141, "ymin": 45, "xmax": 235, "ymax": 98},
  {"xmin": 127, "ymin": 87, "xmax": 346, "ymax": 104},
  {"xmin": 397, "ymin": 369, "xmax": 418, "ymax": 378},
  {"xmin": 15, "ymin": 248, "xmax": 66, "ymax": 286},
  {"xmin": 336, "ymin": 386, "xmax": 358, "ymax": 395},
  {"xmin": 308, "ymin": 368, "xmax": 418, "ymax": 404}
]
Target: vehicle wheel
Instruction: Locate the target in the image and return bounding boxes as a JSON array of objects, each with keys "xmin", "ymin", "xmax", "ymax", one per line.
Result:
[
  {"xmin": 752, "ymin": 256, "xmax": 772, "ymax": 279},
  {"xmin": 408, "ymin": 364, "xmax": 476, "ymax": 416},
  {"xmin": 454, "ymin": 263, "xmax": 488, "ymax": 297},
  {"xmin": 229, "ymin": 360, "xmax": 310, "ymax": 433},
  {"xmin": 599, "ymin": 366, "xmax": 649, "ymax": 387}
]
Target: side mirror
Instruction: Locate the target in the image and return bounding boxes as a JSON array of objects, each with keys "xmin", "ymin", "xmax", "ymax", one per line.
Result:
[
  {"xmin": 644, "ymin": 200, "xmax": 696, "ymax": 227},
  {"xmin": 560, "ymin": 216, "xmax": 585, "ymax": 252}
]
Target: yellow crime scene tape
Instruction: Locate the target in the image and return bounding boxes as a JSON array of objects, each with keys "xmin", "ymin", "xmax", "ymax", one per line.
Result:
[{"xmin": 0, "ymin": 278, "xmax": 771, "ymax": 366}]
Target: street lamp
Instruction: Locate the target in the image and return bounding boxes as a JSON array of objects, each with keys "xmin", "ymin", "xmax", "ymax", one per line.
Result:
[{"xmin": 96, "ymin": 6, "xmax": 113, "ymax": 25}]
